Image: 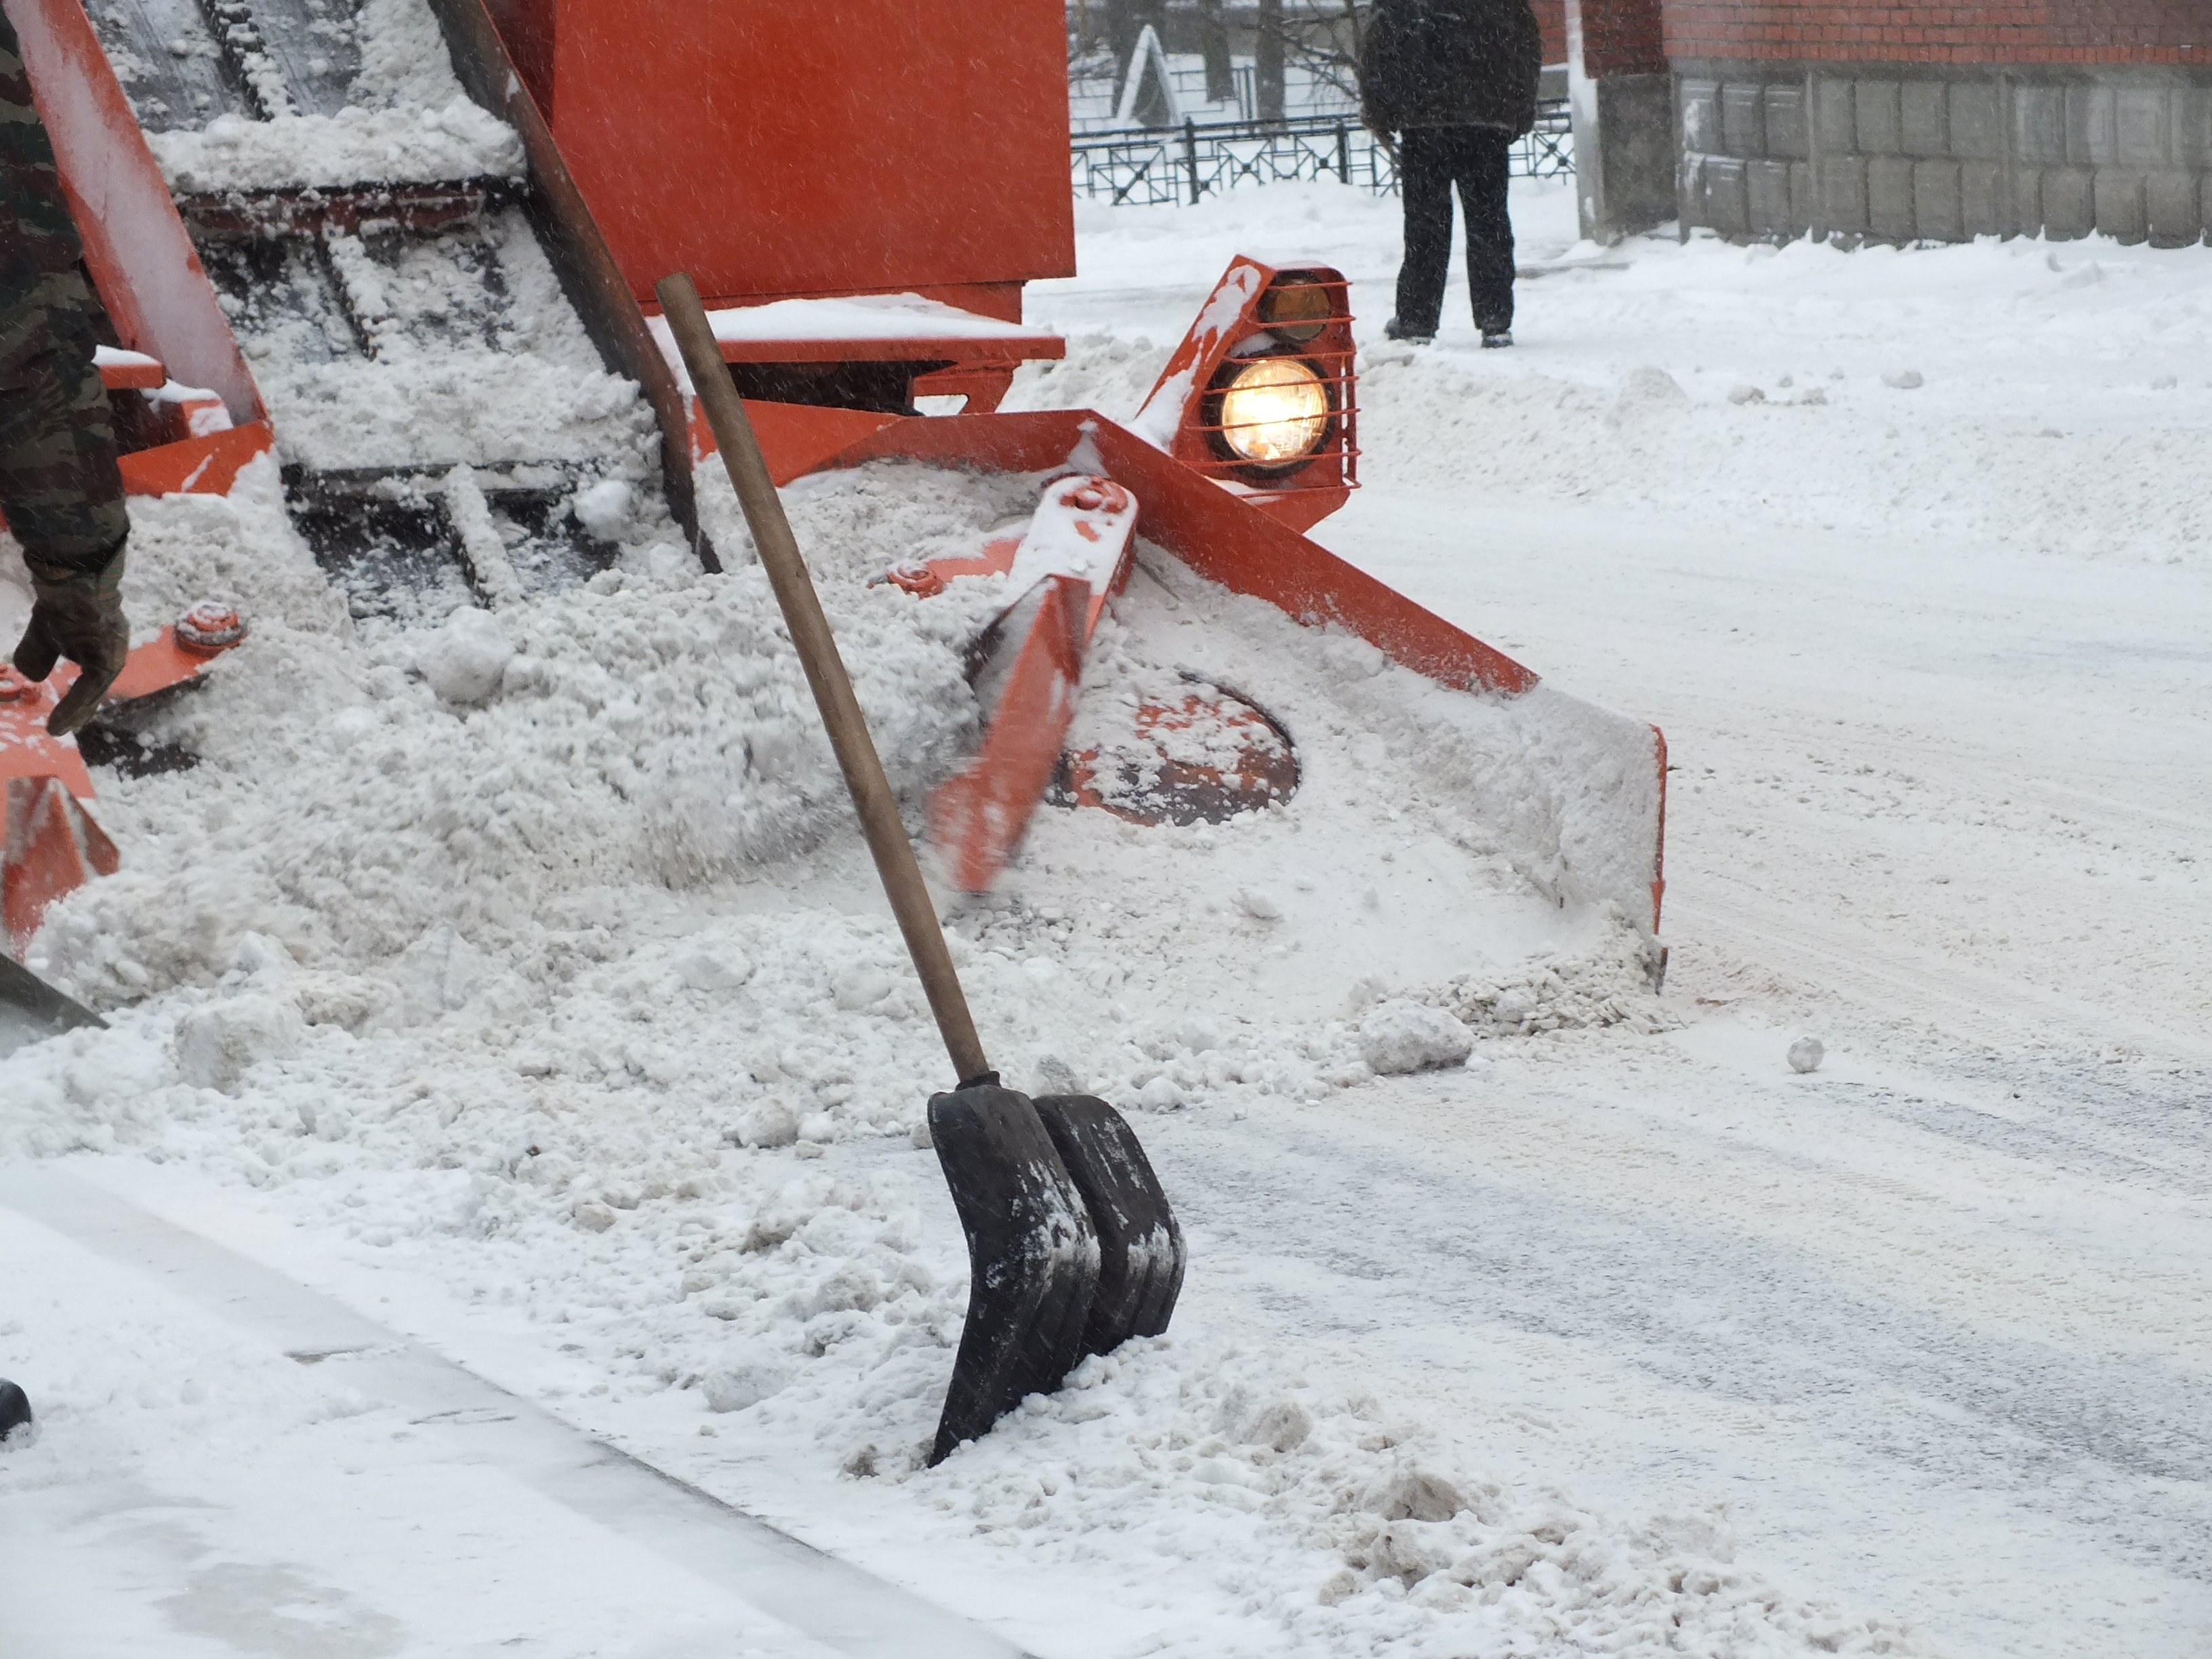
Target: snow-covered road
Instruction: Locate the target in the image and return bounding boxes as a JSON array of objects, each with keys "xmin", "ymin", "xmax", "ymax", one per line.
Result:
[
  {"xmin": 1042, "ymin": 177, "xmax": 2212, "ymax": 1654},
  {"xmin": 1300, "ymin": 196, "xmax": 2212, "ymax": 1656}
]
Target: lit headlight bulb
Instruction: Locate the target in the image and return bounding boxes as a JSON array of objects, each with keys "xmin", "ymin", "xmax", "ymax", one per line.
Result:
[{"xmin": 1217, "ymin": 358, "xmax": 1329, "ymax": 466}]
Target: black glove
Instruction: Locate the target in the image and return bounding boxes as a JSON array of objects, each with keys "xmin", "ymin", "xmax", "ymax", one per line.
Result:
[{"xmin": 14, "ymin": 544, "xmax": 128, "ymax": 737}]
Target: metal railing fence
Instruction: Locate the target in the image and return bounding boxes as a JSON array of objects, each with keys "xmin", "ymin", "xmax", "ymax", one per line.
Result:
[{"xmin": 1070, "ymin": 106, "xmax": 1573, "ymax": 207}]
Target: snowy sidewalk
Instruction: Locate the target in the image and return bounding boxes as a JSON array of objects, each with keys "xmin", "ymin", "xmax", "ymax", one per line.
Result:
[{"xmin": 0, "ymin": 1168, "xmax": 1028, "ymax": 1659}]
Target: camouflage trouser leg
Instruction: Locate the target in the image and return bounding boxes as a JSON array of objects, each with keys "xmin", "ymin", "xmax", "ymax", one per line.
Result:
[{"xmin": 0, "ymin": 314, "xmax": 130, "ymax": 575}]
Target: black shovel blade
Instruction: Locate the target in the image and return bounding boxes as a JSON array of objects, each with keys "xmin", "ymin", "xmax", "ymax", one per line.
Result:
[
  {"xmin": 926, "ymin": 1083, "xmax": 1101, "ymax": 1466},
  {"xmin": 1034, "ymin": 1096, "xmax": 1186, "ymax": 1357},
  {"xmin": 0, "ymin": 952, "xmax": 106, "ymax": 1058}
]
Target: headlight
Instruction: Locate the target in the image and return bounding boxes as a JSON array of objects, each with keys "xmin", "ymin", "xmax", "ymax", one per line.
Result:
[
  {"xmin": 1216, "ymin": 357, "xmax": 1330, "ymax": 466},
  {"xmin": 1257, "ymin": 278, "xmax": 1333, "ymax": 344}
]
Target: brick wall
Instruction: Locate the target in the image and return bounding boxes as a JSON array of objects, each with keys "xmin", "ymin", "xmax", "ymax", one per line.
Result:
[
  {"xmin": 1578, "ymin": 0, "xmax": 1670, "ymax": 77},
  {"xmin": 1534, "ymin": 0, "xmax": 1570, "ymax": 66},
  {"xmin": 1664, "ymin": 1, "xmax": 2206, "ymax": 67}
]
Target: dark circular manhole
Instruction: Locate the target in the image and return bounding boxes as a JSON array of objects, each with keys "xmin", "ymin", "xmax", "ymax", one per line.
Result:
[{"xmin": 1051, "ymin": 680, "xmax": 1297, "ymax": 825}]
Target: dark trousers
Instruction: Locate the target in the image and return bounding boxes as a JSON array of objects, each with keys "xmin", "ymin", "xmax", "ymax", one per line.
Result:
[{"xmin": 1393, "ymin": 125, "xmax": 1515, "ymax": 336}]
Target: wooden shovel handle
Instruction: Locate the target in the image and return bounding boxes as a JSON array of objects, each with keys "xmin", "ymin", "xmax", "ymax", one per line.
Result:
[{"xmin": 656, "ymin": 273, "xmax": 991, "ymax": 1086}]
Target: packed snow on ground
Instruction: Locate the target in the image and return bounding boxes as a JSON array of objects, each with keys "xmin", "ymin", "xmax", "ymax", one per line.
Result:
[{"xmin": 7, "ymin": 173, "xmax": 2212, "ymax": 1659}]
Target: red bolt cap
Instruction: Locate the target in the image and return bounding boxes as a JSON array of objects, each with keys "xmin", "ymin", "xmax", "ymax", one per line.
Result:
[
  {"xmin": 883, "ymin": 561, "xmax": 945, "ymax": 598},
  {"xmin": 176, "ymin": 602, "xmax": 248, "ymax": 654},
  {"xmin": 0, "ymin": 665, "xmax": 35, "ymax": 702},
  {"xmin": 1059, "ymin": 476, "xmax": 1129, "ymax": 516}
]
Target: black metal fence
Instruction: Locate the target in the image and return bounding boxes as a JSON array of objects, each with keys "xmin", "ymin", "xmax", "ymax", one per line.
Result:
[{"xmin": 1070, "ymin": 106, "xmax": 1573, "ymax": 207}]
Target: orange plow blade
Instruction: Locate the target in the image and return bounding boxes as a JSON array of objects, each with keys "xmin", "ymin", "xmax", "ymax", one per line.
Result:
[
  {"xmin": 3, "ymin": 777, "xmax": 119, "ymax": 960},
  {"xmin": 930, "ymin": 575, "xmax": 1090, "ymax": 893}
]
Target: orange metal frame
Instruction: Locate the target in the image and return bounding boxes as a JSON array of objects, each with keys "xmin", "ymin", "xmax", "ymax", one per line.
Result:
[
  {"xmin": 3, "ymin": 776, "xmax": 117, "ymax": 956},
  {"xmin": 929, "ymin": 573, "xmax": 1091, "ymax": 893},
  {"xmin": 912, "ymin": 474, "xmax": 1139, "ymax": 890}
]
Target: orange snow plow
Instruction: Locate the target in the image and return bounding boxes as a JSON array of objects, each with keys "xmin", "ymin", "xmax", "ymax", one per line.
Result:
[
  {"xmin": 743, "ymin": 392, "xmax": 1665, "ymax": 935},
  {"xmin": 413, "ymin": 0, "xmax": 1667, "ymax": 932},
  {"xmin": 9, "ymin": 0, "xmax": 1664, "ymax": 949}
]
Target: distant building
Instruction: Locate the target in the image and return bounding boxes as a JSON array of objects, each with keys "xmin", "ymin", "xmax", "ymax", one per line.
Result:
[{"xmin": 1570, "ymin": 0, "xmax": 2209, "ymax": 244}]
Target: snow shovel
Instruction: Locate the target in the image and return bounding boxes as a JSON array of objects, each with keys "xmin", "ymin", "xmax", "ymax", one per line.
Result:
[{"xmin": 657, "ymin": 275, "xmax": 1187, "ymax": 1465}]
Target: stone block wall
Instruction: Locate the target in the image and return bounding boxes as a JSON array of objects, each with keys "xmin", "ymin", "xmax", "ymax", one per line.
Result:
[{"xmin": 1678, "ymin": 63, "xmax": 2212, "ymax": 244}]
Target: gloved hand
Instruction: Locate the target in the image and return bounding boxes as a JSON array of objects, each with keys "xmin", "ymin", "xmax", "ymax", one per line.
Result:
[{"xmin": 12, "ymin": 545, "xmax": 127, "ymax": 737}]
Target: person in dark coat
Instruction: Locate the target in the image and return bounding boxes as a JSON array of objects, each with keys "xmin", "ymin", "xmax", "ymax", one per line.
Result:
[
  {"xmin": 3, "ymin": 6, "xmax": 132, "ymax": 737},
  {"xmin": 1358, "ymin": 0, "xmax": 1542, "ymax": 348}
]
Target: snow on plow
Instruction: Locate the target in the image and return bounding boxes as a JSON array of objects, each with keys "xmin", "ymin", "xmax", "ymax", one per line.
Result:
[
  {"xmin": 687, "ymin": 254, "xmax": 1667, "ymax": 944},
  {"xmin": 731, "ymin": 398, "xmax": 1669, "ymax": 945}
]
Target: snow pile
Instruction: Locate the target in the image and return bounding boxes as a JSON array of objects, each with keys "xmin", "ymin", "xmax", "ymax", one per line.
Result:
[
  {"xmin": 27, "ymin": 462, "xmax": 994, "ymax": 1007},
  {"xmin": 1430, "ymin": 919, "xmax": 1676, "ymax": 1038},
  {"xmin": 891, "ymin": 1345, "xmax": 1929, "ymax": 1658},
  {"xmin": 1357, "ymin": 1001, "xmax": 1474, "ymax": 1075},
  {"xmin": 145, "ymin": 0, "xmax": 523, "ymax": 192},
  {"xmin": 17, "ymin": 455, "xmax": 1665, "ymax": 1118},
  {"xmin": 1037, "ymin": 554, "xmax": 1664, "ymax": 1012}
]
